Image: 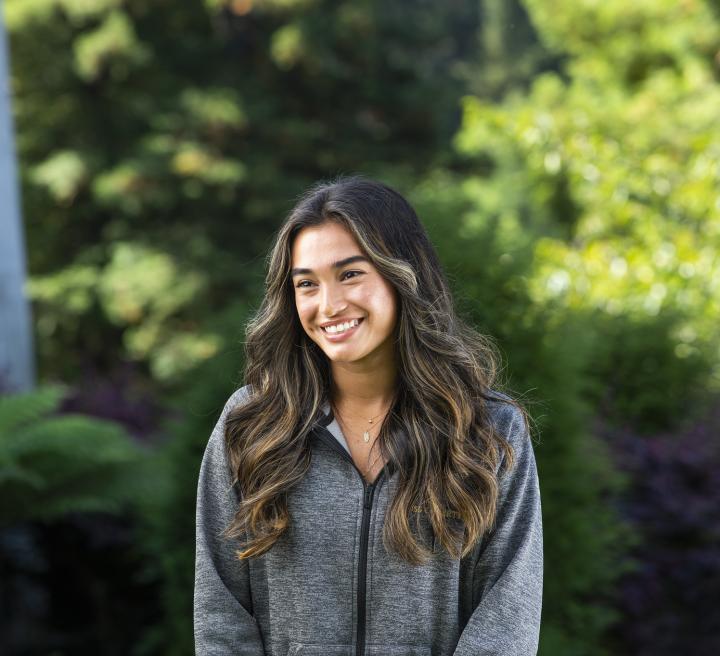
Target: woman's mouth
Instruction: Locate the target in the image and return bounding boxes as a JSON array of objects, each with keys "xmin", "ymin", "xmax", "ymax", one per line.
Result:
[{"xmin": 320, "ymin": 318, "xmax": 364, "ymax": 341}]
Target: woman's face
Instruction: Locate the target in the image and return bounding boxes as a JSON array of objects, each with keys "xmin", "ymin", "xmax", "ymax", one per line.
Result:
[{"xmin": 290, "ymin": 221, "xmax": 398, "ymax": 367}]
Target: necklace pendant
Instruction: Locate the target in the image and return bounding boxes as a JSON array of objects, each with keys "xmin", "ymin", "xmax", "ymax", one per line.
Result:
[{"xmin": 363, "ymin": 430, "xmax": 370, "ymax": 443}]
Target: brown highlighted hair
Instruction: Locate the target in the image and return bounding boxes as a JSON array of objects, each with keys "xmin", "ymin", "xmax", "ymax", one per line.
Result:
[{"xmin": 224, "ymin": 175, "xmax": 527, "ymax": 564}]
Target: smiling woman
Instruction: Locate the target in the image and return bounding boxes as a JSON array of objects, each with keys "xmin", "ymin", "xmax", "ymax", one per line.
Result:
[
  {"xmin": 194, "ymin": 176, "xmax": 543, "ymax": 656},
  {"xmin": 291, "ymin": 223, "xmax": 398, "ymax": 370},
  {"xmin": 291, "ymin": 221, "xmax": 399, "ymax": 482}
]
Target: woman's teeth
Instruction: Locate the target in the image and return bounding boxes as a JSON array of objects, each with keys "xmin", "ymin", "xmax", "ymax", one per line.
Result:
[{"xmin": 322, "ymin": 319, "xmax": 360, "ymax": 334}]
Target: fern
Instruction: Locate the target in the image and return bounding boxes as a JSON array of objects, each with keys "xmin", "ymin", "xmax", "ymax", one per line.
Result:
[
  {"xmin": 0, "ymin": 385, "xmax": 66, "ymax": 434},
  {"xmin": 0, "ymin": 386, "xmax": 148, "ymax": 525}
]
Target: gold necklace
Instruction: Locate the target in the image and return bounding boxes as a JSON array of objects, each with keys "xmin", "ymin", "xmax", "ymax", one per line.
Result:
[{"xmin": 332, "ymin": 402, "xmax": 391, "ymax": 443}]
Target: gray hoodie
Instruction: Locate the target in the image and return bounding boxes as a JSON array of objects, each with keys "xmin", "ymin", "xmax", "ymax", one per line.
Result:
[{"xmin": 194, "ymin": 386, "xmax": 543, "ymax": 655}]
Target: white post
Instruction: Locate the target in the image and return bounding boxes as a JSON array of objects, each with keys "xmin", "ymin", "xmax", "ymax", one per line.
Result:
[{"xmin": 0, "ymin": 2, "xmax": 35, "ymax": 392}]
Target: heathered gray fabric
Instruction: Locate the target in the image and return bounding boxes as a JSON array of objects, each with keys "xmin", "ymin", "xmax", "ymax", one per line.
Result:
[
  {"xmin": 194, "ymin": 386, "xmax": 543, "ymax": 655},
  {"xmin": 321, "ymin": 403, "xmax": 351, "ymax": 455}
]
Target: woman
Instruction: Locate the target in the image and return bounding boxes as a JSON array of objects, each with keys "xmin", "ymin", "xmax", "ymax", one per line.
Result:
[{"xmin": 194, "ymin": 176, "xmax": 543, "ymax": 656}]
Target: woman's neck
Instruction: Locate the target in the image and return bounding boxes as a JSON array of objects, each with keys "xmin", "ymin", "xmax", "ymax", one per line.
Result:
[{"xmin": 330, "ymin": 360, "xmax": 398, "ymax": 415}]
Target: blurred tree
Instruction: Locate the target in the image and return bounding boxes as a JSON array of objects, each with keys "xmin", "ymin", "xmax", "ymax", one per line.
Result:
[
  {"xmin": 6, "ymin": 0, "xmax": 549, "ymax": 388},
  {"xmin": 453, "ymin": 0, "xmax": 558, "ymax": 100},
  {"xmin": 12, "ymin": 1, "xmax": 702, "ymax": 654},
  {"xmin": 456, "ymin": 0, "xmax": 720, "ymax": 396}
]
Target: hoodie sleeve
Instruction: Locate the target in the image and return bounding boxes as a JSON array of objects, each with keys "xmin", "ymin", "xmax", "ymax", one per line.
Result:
[
  {"xmin": 194, "ymin": 386, "xmax": 266, "ymax": 655},
  {"xmin": 452, "ymin": 403, "xmax": 544, "ymax": 656}
]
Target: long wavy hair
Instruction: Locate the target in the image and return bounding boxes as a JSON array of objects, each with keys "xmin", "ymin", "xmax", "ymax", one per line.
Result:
[{"xmin": 224, "ymin": 175, "xmax": 526, "ymax": 564}]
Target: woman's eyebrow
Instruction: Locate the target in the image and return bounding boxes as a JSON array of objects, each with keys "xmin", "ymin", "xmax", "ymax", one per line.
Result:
[{"xmin": 290, "ymin": 255, "xmax": 369, "ymax": 277}]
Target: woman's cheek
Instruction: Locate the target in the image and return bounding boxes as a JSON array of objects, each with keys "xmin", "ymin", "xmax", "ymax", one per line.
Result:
[
  {"xmin": 294, "ymin": 301, "xmax": 311, "ymax": 332},
  {"xmin": 351, "ymin": 287, "xmax": 372, "ymax": 306}
]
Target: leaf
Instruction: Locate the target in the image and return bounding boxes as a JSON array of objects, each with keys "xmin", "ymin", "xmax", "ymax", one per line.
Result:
[{"xmin": 0, "ymin": 386, "xmax": 66, "ymax": 435}]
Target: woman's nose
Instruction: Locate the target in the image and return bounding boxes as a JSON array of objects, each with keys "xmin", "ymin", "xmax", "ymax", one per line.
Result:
[{"xmin": 320, "ymin": 283, "xmax": 347, "ymax": 317}]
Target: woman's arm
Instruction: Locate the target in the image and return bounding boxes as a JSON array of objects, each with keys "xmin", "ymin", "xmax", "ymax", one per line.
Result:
[
  {"xmin": 453, "ymin": 403, "xmax": 544, "ymax": 656},
  {"xmin": 194, "ymin": 387, "xmax": 266, "ymax": 655}
]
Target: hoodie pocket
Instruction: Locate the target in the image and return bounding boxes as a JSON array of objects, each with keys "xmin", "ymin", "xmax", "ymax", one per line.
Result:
[
  {"xmin": 288, "ymin": 644, "xmax": 431, "ymax": 656},
  {"xmin": 411, "ymin": 505, "xmax": 466, "ymax": 558},
  {"xmin": 287, "ymin": 644, "xmax": 352, "ymax": 656},
  {"xmin": 409, "ymin": 506, "xmax": 437, "ymax": 555},
  {"xmin": 366, "ymin": 645, "xmax": 432, "ymax": 656}
]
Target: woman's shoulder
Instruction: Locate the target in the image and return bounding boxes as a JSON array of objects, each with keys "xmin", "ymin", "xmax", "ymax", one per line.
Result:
[
  {"xmin": 483, "ymin": 388, "xmax": 522, "ymax": 422},
  {"xmin": 213, "ymin": 384, "xmax": 255, "ymax": 435},
  {"xmin": 224, "ymin": 384, "xmax": 254, "ymax": 412},
  {"xmin": 482, "ymin": 389, "xmax": 532, "ymax": 451}
]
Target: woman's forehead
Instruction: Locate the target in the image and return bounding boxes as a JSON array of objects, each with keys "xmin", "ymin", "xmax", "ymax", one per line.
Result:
[{"xmin": 290, "ymin": 223, "xmax": 365, "ymax": 268}]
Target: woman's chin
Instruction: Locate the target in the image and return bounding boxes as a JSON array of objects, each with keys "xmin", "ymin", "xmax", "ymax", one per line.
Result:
[{"xmin": 321, "ymin": 346, "xmax": 368, "ymax": 365}]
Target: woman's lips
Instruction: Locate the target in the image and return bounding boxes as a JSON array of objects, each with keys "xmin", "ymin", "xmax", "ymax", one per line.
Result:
[{"xmin": 321, "ymin": 318, "xmax": 363, "ymax": 342}]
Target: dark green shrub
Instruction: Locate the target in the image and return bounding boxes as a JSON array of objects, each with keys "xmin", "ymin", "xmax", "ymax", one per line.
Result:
[
  {"xmin": 0, "ymin": 385, "xmax": 157, "ymax": 655},
  {"xmin": 132, "ymin": 301, "xmax": 250, "ymax": 656},
  {"xmin": 0, "ymin": 386, "xmax": 148, "ymax": 524}
]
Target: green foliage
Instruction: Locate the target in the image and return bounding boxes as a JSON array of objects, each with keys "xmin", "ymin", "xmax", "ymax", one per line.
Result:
[
  {"xmin": 131, "ymin": 300, "xmax": 251, "ymax": 655},
  {"xmin": 456, "ymin": 0, "xmax": 720, "ymax": 391},
  {"xmin": 584, "ymin": 310, "xmax": 712, "ymax": 432},
  {"xmin": 525, "ymin": 0, "xmax": 718, "ymax": 78},
  {"xmin": 5, "ymin": 0, "xmax": 123, "ymax": 29},
  {"xmin": 0, "ymin": 386, "xmax": 148, "ymax": 525},
  {"xmin": 31, "ymin": 150, "xmax": 88, "ymax": 204},
  {"xmin": 27, "ymin": 241, "xmax": 223, "ymax": 381},
  {"xmin": 10, "ymin": 0, "xmax": 718, "ymax": 652},
  {"xmin": 7, "ymin": 0, "xmax": 549, "ymax": 386},
  {"xmin": 73, "ymin": 9, "xmax": 149, "ymax": 81}
]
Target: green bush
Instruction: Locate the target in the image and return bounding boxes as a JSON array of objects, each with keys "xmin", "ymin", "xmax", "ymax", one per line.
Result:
[
  {"xmin": 583, "ymin": 310, "xmax": 713, "ymax": 433},
  {"xmin": 132, "ymin": 301, "xmax": 250, "ymax": 655},
  {"xmin": 0, "ymin": 385, "xmax": 148, "ymax": 525}
]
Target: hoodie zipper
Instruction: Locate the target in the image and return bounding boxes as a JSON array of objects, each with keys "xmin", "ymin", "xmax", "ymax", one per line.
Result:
[
  {"xmin": 356, "ymin": 480, "xmax": 376, "ymax": 656},
  {"xmin": 314, "ymin": 425, "xmax": 386, "ymax": 656}
]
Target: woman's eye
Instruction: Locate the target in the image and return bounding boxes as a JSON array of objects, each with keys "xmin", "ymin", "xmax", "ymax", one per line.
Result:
[{"xmin": 295, "ymin": 271, "xmax": 362, "ymax": 288}]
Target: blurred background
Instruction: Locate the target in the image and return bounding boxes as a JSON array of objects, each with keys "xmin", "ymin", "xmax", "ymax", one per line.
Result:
[{"xmin": 1, "ymin": 0, "xmax": 719, "ymax": 654}]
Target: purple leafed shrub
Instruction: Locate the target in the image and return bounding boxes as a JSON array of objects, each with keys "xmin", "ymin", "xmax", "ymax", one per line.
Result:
[
  {"xmin": 601, "ymin": 402, "xmax": 720, "ymax": 656},
  {"xmin": 57, "ymin": 361, "xmax": 161, "ymax": 441}
]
